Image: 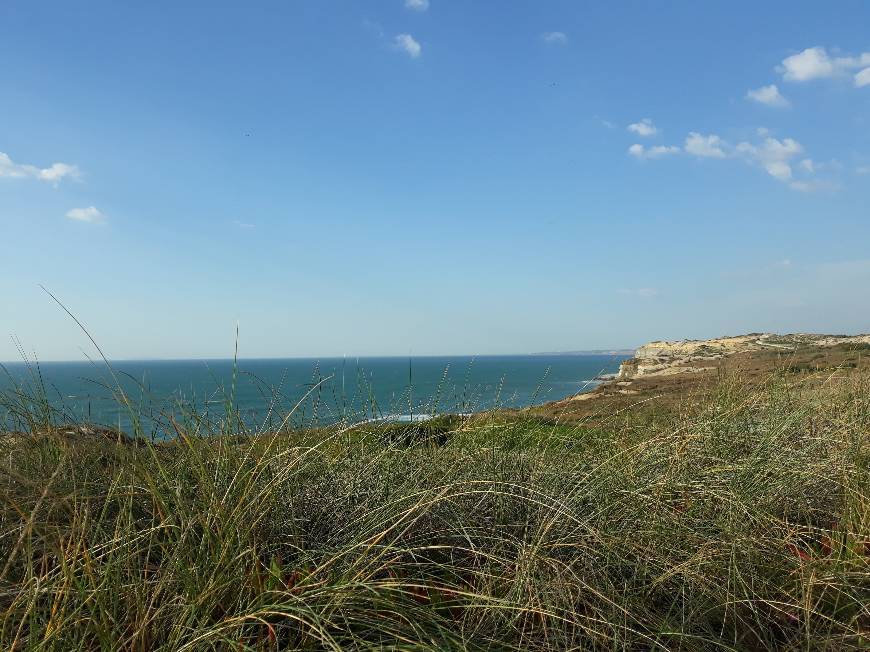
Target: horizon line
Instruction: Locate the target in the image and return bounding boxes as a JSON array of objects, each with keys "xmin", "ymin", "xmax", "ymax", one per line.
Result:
[{"xmin": 0, "ymin": 350, "xmax": 636, "ymax": 365}]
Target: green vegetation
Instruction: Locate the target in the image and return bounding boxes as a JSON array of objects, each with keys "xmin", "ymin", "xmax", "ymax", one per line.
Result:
[{"xmin": 1, "ymin": 372, "xmax": 868, "ymax": 650}]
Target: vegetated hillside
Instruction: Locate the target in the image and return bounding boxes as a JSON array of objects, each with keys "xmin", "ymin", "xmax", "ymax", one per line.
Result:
[
  {"xmin": 618, "ymin": 332, "xmax": 870, "ymax": 380},
  {"xmin": 540, "ymin": 333, "xmax": 870, "ymax": 422},
  {"xmin": 0, "ymin": 352, "xmax": 868, "ymax": 650}
]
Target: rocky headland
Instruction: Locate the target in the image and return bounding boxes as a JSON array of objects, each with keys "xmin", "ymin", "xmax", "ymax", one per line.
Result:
[
  {"xmin": 539, "ymin": 332, "xmax": 870, "ymax": 420},
  {"xmin": 616, "ymin": 332, "xmax": 870, "ymax": 380}
]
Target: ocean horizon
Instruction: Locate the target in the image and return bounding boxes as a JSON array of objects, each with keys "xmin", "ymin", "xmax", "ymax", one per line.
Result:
[{"xmin": 1, "ymin": 354, "xmax": 628, "ymax": 434}]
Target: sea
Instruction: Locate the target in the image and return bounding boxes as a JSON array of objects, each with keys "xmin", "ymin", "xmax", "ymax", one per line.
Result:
[{"xmin": 0, "ymin": 354, "xmax": 628, "ymax": 435}]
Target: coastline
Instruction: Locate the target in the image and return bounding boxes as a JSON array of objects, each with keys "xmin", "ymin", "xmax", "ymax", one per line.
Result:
[{"xmin": 529, "ymin": 331, "xmax": 870, "ymax": 422}]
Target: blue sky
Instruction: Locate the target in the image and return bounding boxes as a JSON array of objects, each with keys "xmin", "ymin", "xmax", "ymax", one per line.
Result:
[{"xmin": 1, "ymin": 1, "xmax": 869, "ymax": 360}]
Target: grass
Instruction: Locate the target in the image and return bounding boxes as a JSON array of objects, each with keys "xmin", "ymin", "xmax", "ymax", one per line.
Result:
[{"xmin": 0, "ymin": 368, "xmax": 868, "ymax": 650}]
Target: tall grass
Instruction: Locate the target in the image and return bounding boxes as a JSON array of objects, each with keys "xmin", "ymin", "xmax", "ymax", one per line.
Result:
[{"xmin": 0, "ymin": 370, "xmax": 868, "ymax": 650}]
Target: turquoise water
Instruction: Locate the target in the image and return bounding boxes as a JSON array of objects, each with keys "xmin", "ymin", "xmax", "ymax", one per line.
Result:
[{"xmin": 0, "ymin": 355, "xmax": 627, "ymax": 434}]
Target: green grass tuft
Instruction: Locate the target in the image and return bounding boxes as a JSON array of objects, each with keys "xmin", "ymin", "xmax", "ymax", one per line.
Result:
[{"xmin": 1, "ymin": 372, "xmax": 868, "ymax": 650}]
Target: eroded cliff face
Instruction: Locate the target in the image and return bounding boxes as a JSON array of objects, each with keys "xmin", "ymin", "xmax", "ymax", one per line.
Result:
[{"xmin": 616, "ymin": 333, "xmax": 870, "ymax": 380}]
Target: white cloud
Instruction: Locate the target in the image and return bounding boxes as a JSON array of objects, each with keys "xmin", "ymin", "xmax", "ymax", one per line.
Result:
[
  {"xmin": 39, "ymin": 163, "xmax": 79, "ymax": 182},
  {"xmin": 856, "ymin": 67, "xmax": 870, "ymax": 88},
  {"xmin": 759, "ymin": 137, "xmax": 802, "ymax": 161},
  {"xmin": 65, "ymin": 206, "xmax": 105, "ymax": 223},
  {"xmin": 627, "ymin": 118, "xmax": 658, "ymax": 137},
  {"xmin": 394, "ymin": 33, "xmax": 421, "ymax": 58},
  {"xmin": 857, "ymin": 166, "xmax": 870, "ymax": 175},
  {"xmin": 679, "ymin": 131, "xmax": 822, "ymax": 190},
  {"xmin": 0, "ymin": 152, "xmax": 80, "ymax": 184},
  {"xmin": 766, "ymin": 161, "xmax": 793, "ymax": 181},
  {"xmin": 781, "ymin": 47, "xmax": 836, "ymax": 81},
  {"xmin": 629, "ymin": 126, "xmax": 834, "ymax": 192},
  {"xmin": 746, "ymin": 84, "xmax": 790, "ymax": 107},
  {"xmin": 736, "ymin": 136, "xmax": 804, "ymax": 184},
  {"xmin": 541, "ymin": 32, "xmax": 568, "ymax": 45},
  {"xmin": 628, "ymin": 143, "xmax": 679, "ymax": 159},
  {"xmin": 780, "ymin": 46, "xmax": 870, "ymax": 82},
  {"xmin": 684, "ymin": 132, "xmax": 727, "ymax": 158},
  {"xmin": 405, "ymin": 0, "xmax": 429, "ymax": 11},
  {"xmin": 233, "ymin": 220, "xmax": 255, "ymax": 228}
]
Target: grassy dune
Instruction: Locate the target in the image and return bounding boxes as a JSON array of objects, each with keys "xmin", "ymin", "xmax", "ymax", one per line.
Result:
[{"xmin": 1, "ymin": 369, "xmax": 868, "ymax": 650}]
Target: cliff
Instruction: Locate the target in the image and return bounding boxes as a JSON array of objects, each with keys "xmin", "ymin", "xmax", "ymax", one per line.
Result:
[{"xmin": 617, "ymin": 332, "xmax": 870, "ymax": 380}]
